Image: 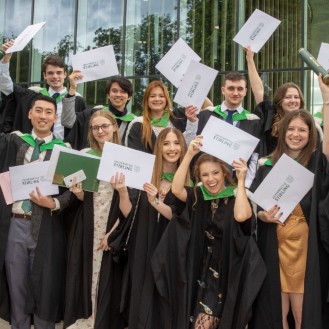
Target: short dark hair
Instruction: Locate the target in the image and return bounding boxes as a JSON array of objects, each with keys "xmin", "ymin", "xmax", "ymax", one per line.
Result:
[
  {"xmin": 105, "ymin": 76, "xmax": 134, "ymax": 98},
  {"xmin": 31, "ymin": 94, "xmax": 57, "ymax": 113},
  {"xmin": 42, "ymin": 55, "xmax": 66, "ymax": 73},
  {"xmin": 223, "ymin": 72, "xmax": 247, "ymax": 85}
]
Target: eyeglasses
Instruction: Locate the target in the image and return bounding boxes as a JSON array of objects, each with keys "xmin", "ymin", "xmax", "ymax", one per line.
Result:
[{"xmin": 90, "ymin": 124, "xmax": 114, "ymax": 132}]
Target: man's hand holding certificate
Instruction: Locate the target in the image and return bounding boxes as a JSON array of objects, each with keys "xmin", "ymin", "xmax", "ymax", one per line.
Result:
[
  {"xmin": 5, "ymin": 22, "xmax": 46, "ymax": 53},
  {"xmin": 9, "ymin": 161, "xmax": 59, "ymax": 201},
  {"xmin": 71, "ymin": 45, "xmax": 119, "ymax": 83},
  {"xmin": 249, "ymin": 154, "xmax": 314, "ymax": 223}
]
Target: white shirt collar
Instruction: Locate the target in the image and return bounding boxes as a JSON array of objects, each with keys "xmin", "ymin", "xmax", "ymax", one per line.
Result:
[
  {"xmin": 48, "ymin": 86, "xmax": 67, "ymax": 96},
  {"xmin": 221, "ymin": 102, "xmax": 244, "ymax": 114},
  {"xmin": 31, "ymin": 130, "xmax": 54, "ymax": 143}
]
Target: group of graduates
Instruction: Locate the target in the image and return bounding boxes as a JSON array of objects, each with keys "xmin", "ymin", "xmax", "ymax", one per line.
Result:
[{"xmin": 0, "ymin": 41, "xmax": 329, "ymax": 329}]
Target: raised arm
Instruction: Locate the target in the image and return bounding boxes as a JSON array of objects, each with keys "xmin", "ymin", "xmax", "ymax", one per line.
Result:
[
  {"xmin": 244, "ymin": 46, "xmax": 264, "ymax": 105},
  {"xmin": 172, "ymin": 136, "xmax": 202, "ymax": 202},
  {"xmin": 61, "ymin": 70, "xmax": 84, "ymax": 128},
  {"xmin": 0, "ymin": 40, "xmax": 15, "ymax": 95},
  {"xmin": 183, "ymin": 104, "xmax": 198, "ymax": 146},
  {"xmin": 319, "ymin": 73, "xmax": 329, "ymax": 160},
  {"xmin": 232, "ymin": 158, "xmax": 252, "ymax": 222}
]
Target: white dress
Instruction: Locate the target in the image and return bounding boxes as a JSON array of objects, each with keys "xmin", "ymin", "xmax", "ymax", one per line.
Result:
[{"xmin": 68, "ymin": 180, "xmax": 114, "ymax": 328}]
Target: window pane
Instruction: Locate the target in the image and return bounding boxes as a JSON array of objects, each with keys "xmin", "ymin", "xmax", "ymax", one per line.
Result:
[
  {"xmin": 125, "ymin": 0, "xmax": 178, "ymax": 78},
  {"xmin": 76, "ymin": 0, "xmax": 124, "ymax": 106},
  {"xmin": 31, "ymin": 0, "xmax": 76, "ymax": 84},
  {"xmin": 0, "ymin": 0, "xmax": 32, "ymax": 84}
]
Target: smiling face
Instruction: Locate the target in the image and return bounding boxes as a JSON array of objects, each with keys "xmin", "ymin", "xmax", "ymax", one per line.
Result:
[
  {"xmin": 199, "ymin": 161, "xmax": 226, "ymax": 195},
  {"xmin": 90, "ymin": 116, "xmax": 117, "ymax": 148},
  {"xmin": 221, "ymin": 79, "xmax": 247, "ymax": 109},
  {"xmin": 161, "ymin": 131, "xmax": 182, "ymax": 164},
  {"xmin": 43, "ymin": 64, "xmax": 67, "ymax": 91},
  {"xmin": 285, "ymin": 117, "xmax": 310, "ymax": 158},
  {"xmin": 28, "ymin": 100, "xmax": 57, "ymax": 138},
  {"xmin": 281, "ymin": 87, "xmax": 301, "ymax": 113},
  {"xmin": 148, "ymin": 86, "xmax": 167, "ymax": 116},
  {"xmin": 107, "ymin": 82, "xmax": 130, "ymax": 112}
]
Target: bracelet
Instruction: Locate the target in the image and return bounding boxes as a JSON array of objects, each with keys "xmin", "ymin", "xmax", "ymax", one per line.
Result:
[
  {"xmin": 324, "ymin": 101, "xmax": 329, "ymax": 105},
  {"xmin": 151, "ymin": 198, "xmax": 160, "ymax": 205}
]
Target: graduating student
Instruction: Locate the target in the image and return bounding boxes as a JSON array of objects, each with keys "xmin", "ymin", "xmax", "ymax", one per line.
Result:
[
  {"xmin": 62, "ymin": 73, "xmax": 135, "ymax": 150},
  {"xmin": 245, "ymin": 46, "xmax": 323, "ymax": 157},
  {"xmin": 249, "ymin": 75, "xmax": 329, "ymax": 329},
  {"xmin": 0, "ymin": 95, "xmax": 71, "ymax": 328},
  {"xmin": 151, "ymin": 136, "xmax": 266, "ymax": 329},
  {"xmin": 0, "ymin": 41, "xmax": 86, "ymax": 139},
  {"xmin": 196, "ymin": 71, "xmax": 262, "ymax": 187},
  {"xmin": 63, "ymin": 110, "xmax": 129, "ymax": 328},
  {"xmin": 96, "ymin": 127, "xmax": 190, "ymax": 329},
  {"xmin": 126, "ymin": 80, "xmax": 197, "ymax": 153}
]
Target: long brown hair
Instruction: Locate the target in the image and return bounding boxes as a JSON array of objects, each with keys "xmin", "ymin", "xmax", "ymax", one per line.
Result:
[
  {"xmin": 272, "ymin": 83, "xmax": 304, "ymax": 137},
  {"xmin": 151, "ymin": 127, "xmax": 190, "ymax": 190},
  {"xmin": 193, "ymin": 154, "xmax": 235, "ymax": 207},
  {"xmin": 141, "ymin": 81, "xmax": 174, "ymax": 149},
  {"xmin": 87, "ymin": 110, "xmax": 121, "ymax": 152},
  {"xmin": 271, "ymin": 109, "xmax": 317, "ymax": 167}
]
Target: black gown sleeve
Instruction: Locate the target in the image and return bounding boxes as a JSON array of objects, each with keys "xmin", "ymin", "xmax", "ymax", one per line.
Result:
[
  {"xmin": 127, "ymin": 121, "xmax": 154, "ymax": 153},
  {"xmin": 64, "ymin": 108, "xmax": 94, "ymax": 150}
]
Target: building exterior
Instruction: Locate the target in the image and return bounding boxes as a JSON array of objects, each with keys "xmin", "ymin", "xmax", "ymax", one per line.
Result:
[{"xmin": 0, "ymin": 0, "xmax": 328, "ymax": 113}]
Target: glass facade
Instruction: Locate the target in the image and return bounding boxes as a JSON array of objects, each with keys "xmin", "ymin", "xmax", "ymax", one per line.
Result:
[{"xmin": 1, "ymin": 0, "xmax": 328, "ymax": 114}]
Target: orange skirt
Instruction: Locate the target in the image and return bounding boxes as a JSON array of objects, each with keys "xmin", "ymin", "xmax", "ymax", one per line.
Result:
[{"xmin": 277, "ymin": 204, "xmax": 308, "ymax": 293}]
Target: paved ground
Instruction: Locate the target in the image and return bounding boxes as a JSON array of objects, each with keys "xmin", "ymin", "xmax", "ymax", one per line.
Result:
[{"xmin": 0, "ymin": 319, "xmax": 62, "ymax": 328}]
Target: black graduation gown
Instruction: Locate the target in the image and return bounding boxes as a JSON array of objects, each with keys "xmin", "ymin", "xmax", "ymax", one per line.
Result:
[
  {"xmin": 196, "ymin": 107, "xmax": 262, "ymax": 140},
  {"xmin": 0, "ymin": 84, "xmax": 87, "ymax": 134},
  {"xmin": 126, "ymin": 108, "xmax": 187, "ymax": 154},
  {"xmin": 63, "ymin": 189, "xmax": 122, "ymax": 328},
  {"xmin": 64, "ymin": 103, "xmax": 132, "ymax": 150},
  {"xmin": 248, "ymin": 149, "xmax": 329, "ymax": 329},
  {"xmin": 128, "ymin": 190, "xmax": 175, "ymax": 329},
  {"xmin": 254, "ymin": 98, "xmax": 323, "ymax": 158},
  {"xmin": 0, "ymin": 92, "xmax": 17, "ymax": 133},
  {"xmin": 253, "ymin": 97, "xmax": 277, "ymax": 157},
  {"xmin": 0, "ymin": 133, "xmax": 69, "ymax": 323},
  {"xmin": 101, "ymin": 189, "xmax": 175, "ymax": 329},
  {"xmin": 151, "ymin": 187, "xmax": 266, "ymax": 329}
]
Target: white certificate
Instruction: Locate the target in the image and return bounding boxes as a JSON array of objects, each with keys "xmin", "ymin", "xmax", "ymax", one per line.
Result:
[
  {"xmin": 233, "ymin": 9, "xmax": 281, "ymax": 53},
  {"xmin": 250, "ymin": 154, "xmax": 314, "ymax": 223},
  {"xmin": 71, "ymin": 45, "xmax": 119, "ymax": 83},
  {"xmin": 9, "ymin": 161, "xmax": 59, "ymax": 201},
  {"xmin": 155, "ymin": 38, "xmax": 201, "ymax": 87},
  {"xmin": 317, "ymin": 42, "xmax": 329, "ymax": 70},
  {"xmin": 97, "ymin": 142, "xmax": 155, "ymax": 190},
  {"xmin": 46, "ymin": 145, "xmax": 100, "ymax": 180},
  {"xmin": 200, "ymin": 115, "xmax": 259, "ymax": 164},
  {"xmin": 173, "ymin": 60, "xmax": 218, "ymax": 110},
  {"xmin": 6, "ymin": 22, "xmax": 46, "ymax": 53}
]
